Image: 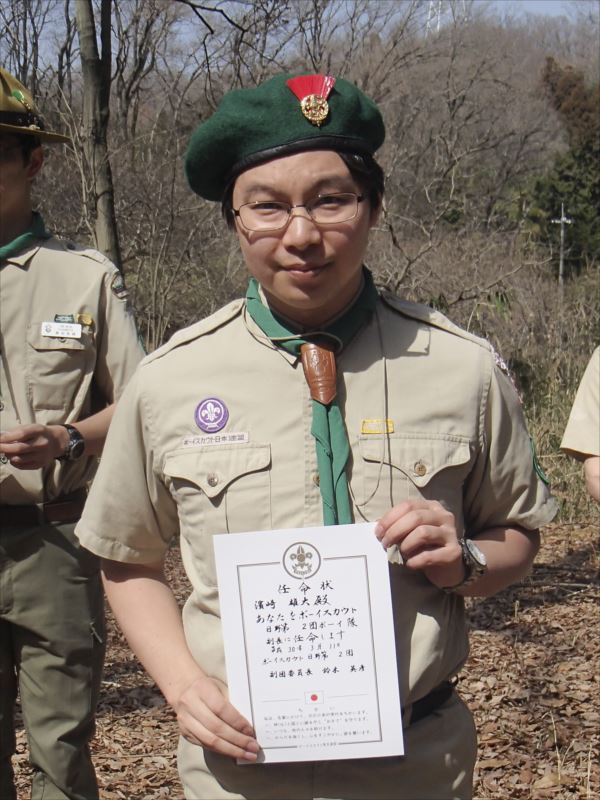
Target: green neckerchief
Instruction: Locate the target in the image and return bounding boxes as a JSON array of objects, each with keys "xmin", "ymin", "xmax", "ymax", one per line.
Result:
[
  {"xmin": 245, "ymin": 268, "xmax": 380, "ymax": 526},
  {"xmin": 0, "ymin": 212, "xmax": 50, "ymax": 261}
]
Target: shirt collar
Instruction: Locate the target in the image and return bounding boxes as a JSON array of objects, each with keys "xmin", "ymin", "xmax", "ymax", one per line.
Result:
[{"xmin": 1, "ymin": 240, "xmax": 42, "ymax": 269}]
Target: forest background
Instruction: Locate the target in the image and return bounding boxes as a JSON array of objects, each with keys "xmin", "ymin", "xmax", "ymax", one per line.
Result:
[
  {"xmin": 2, "ymin": 1, "xmax": 599, "ymax": 798},
  {"xmin": 1, "ymin": 0, "xmax": 598, "ymax": 520}
]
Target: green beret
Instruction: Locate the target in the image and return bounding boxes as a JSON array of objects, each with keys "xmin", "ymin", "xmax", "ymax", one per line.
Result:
[{"xmin": 185, "ymin": 73, "xmax": 385, "ymax": 201}]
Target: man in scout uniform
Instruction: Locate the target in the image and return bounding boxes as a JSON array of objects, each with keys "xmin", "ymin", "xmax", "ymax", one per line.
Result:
[
  {"xmin": 0, "ymin": 68, "xmax": 144, "ymax": 800},
  {"xmin": 561, "ymin": 347, "xmax": 600, "ymax": 501},
  {"xmin": 76, "ymin": 74, "xmax": 557, "ymax": 799}
]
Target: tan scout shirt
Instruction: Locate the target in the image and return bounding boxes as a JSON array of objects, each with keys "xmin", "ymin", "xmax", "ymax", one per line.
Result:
[
  {"xmin": 0, "ymin": 236, "xmax": 144, "ymax": 504},
  {"xmin": 561, "ymin": 346, "xmax": 600, "ymax": 458},
  {"xmin": 77, "ymin": 293, "xmax": 556, "ymax": 705}
]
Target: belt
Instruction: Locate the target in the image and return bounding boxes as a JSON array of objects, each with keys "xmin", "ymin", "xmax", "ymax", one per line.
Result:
[
  {"xmin": 404, "ymin": 680, "xmax": 456, "ymax": 726},
  {"xmin": 1, "ymin": 488, "xmax": 87, "ymax": 528}
]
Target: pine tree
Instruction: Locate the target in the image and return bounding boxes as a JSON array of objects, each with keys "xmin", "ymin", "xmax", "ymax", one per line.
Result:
[{"xmin": 529, "ymin": 59, "xmax": 599, "ymax": 275}]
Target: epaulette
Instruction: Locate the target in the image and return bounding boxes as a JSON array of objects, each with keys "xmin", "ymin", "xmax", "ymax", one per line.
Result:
[
  {"xmin": 142, "ymin": 299, "xmax": 245, "ymax": 365},
  {"xmin": 380, "ymin": 291, "xmax": 492, "ymax": 353},
  {"xmin": 52, "ymin": 236, "xmax": 113, "ymax": 266}
]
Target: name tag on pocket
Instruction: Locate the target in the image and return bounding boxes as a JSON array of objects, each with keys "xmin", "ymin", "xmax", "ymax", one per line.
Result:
[{"xmin": 41, "ymin": 321, "xmax": 82, "ymax": 339}]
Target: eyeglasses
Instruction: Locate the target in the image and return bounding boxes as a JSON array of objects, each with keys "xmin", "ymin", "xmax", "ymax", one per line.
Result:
[{"xmin": 233, "ymin": 192, "xmax": 364, "ymax": 232}]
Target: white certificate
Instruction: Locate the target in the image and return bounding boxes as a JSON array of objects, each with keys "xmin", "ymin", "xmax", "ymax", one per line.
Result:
[{"xmin": 214, "ymin": 522, "xmax": 404, "ymax": 764}]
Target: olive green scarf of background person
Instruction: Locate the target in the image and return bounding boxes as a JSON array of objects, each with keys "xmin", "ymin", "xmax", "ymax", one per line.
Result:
[{"xmin": 245, "ymin": 268, "xmax": 379, "ymax": 525}]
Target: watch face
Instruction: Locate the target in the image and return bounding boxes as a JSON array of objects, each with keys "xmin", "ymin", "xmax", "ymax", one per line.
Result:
[
  {"xmin": 465, "ymin": 538, "xmax": 487, "ymax": 568},
  {"xmin": 64, "ymin": 426, "xmax": 85, "ymax": 461},
  {"xmin": 70, "ymin": 437, "xmax": 86, "ymax": 460}
]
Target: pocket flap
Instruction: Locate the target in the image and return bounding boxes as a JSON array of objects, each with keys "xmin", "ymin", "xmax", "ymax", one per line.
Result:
[
  {"xmin": 360, "ymin": 433, "xmax": 471, "ymax": 487},
  {"xmin": 164, "ymin": 444, "xmax": 271, "ymax": 498}
]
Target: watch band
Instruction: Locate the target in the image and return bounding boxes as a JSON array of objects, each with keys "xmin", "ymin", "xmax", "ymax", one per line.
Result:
[
  {"xmin": 57, "ymin": 424, "xmax": 85, "ymax": 462},
  {"xmin": 443, "ymin": 537, "xmax": 487, "ymax": 593}
]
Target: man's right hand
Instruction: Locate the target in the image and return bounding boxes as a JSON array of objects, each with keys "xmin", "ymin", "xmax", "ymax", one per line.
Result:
[
  {"xmin": 173, "ymin": 673, "xmax": 260, "ymax": 761},
  {"xmin": 99, "ymin": 557, "xmax": 260, "ymax": 762}
]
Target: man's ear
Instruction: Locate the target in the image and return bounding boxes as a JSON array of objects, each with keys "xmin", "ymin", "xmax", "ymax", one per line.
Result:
[{"xmin": 26, "ymin": 146, "xmax": 44, "ymax": 180}]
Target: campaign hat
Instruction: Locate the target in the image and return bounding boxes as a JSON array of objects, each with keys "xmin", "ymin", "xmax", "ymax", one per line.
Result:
[{"xmin": 0, "ymin": 67, "xmax": 70, "ymax": 143}]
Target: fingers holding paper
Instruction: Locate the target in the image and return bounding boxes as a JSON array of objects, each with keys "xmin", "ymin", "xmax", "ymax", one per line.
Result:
[
  {"xmin": 175, "ymin": 674, "xmax": 260, "ymax": 761},
  {"xmin": 374, "ymin": 499, "xmax": 465, "ymax": 589},
  {"xmin": 100, "ymin": 558, "xmax": 260, "ymax": 762}
]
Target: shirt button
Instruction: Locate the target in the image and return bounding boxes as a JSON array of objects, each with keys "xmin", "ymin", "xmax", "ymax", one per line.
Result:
[
  {"xmin": 312, "ymin": 473, "xmax": 320, "ymax": 486},
  {"xmin": 0, "ymin": 454, "xmax": 8, "ymax": 464},
  {"xmin": 207, "ymin": 473, "xmax": 219, "ymax": 487},
  {"xmin": 413, "ymin": 461, "xmax": 427, "ymax": 477}
]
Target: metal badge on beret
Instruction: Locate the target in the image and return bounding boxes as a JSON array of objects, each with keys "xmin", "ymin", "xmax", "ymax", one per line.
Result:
[
  {"xmin": 286, "ymin": 74, "xmax": 336, "ymax": 127},
  {"xmin": 184, "ymin": 73, "xmax": 385, "ymax": 201}
]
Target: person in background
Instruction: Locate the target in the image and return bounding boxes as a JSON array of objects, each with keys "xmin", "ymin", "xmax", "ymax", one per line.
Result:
[
  {"xmin": 0, "ymin": 68, "xmax": 144, "ymax": 800},
  {"xmin": 561, "ymin": 346, "xmax": 600, "ymax": 502},
  {"xmin": 75, "ymin": 73, "xmax": 557, "ymax": 799}
]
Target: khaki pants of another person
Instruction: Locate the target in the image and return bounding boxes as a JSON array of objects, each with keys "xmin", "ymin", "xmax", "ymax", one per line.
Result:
[{"xmin": 0, "ymin": 521, "xmax": 105, "ymax": 800}]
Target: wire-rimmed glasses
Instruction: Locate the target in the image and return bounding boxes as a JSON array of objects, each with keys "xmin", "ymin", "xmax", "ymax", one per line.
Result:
[{"xmin": 233, "ymin": 192, "xmax": 364, "ymax": 232}]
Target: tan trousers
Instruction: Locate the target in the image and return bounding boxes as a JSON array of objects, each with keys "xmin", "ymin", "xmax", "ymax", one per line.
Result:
[
  {"xmin": 178, "ymin": 690, "xmax": 477, "ymax": 800},
  {"xmin": 0, "ymin": 522, "xmax": 105, "ymax": 800}
]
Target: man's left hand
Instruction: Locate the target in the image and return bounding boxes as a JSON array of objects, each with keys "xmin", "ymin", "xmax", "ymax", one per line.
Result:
[{"xmin": 374, "ymin": 498, "xmax": 465, "ymax": 589}]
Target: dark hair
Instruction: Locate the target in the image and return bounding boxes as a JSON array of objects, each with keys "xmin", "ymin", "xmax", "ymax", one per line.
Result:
[
  {"xmin": 221, "ymin": 150, "xmax": 384, "ymax": 229},
  {"xmin": 19, "ymin": 135, "xmax": 42, "ymax": 162}
]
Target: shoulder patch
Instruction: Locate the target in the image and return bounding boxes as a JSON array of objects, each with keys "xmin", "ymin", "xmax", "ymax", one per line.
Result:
[
  {"xmin": 142, "ymin": 299, "xmax": 245, "ymax": 365},
  {"xmin": 110, "ymin": 270, "xmax": 129, "ymax": 300},
  {"xmin": 491, "ymin": 346, "xmax": 522, "ymax": 402},
  {"xmin": 380, "ymin": 291, "xmax": 492, "ymax": 352},
  {"xmin": 530, "ymin": 436, "xmax": 550, "ymax": 485}
]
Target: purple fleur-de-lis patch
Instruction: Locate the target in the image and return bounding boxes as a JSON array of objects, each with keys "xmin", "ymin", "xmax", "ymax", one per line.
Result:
[{"xmin": 194, "ymin": 397, "xmax": 229, "ymax": 433}]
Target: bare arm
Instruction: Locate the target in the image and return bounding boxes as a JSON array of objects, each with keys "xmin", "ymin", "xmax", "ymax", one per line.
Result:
[
  {"xmin": 584, "ymin": 456, "xmax": 600, "ymax": 502},
  {"xmin": 450, "ymin": 525, "xmax": 539, "ymax": 597},
  {"xmin": 375, "ymin": 499, "xmax": 540, "ymax": 598},
  {"xmin": 101, "ymin": 558, "xmax": 259, "ymax": 761},
  {"xmin": 0, "ymin": 404, "xmax": 116, "ymax": 468}
]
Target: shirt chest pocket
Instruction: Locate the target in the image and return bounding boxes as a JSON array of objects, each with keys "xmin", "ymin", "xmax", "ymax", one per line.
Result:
[
  {"xmin": 356, "ymin": 433, "xmax": 473, "ymax": 521},
  {"xmin": 163, "ymin": 444, "xmax": 272, "ymax": 587},
  {"xmin": 26, "ymin": 324, "xmax": 96, "ymax": 411}
]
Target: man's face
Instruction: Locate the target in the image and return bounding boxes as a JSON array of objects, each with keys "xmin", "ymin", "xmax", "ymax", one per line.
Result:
[
  {"xmin": 232, "ymin": 150, "xmax": 379, "ymax": 328},
  {"xmin": 0, "ymin": 134, "xmax": 43, "ymax": 223}
]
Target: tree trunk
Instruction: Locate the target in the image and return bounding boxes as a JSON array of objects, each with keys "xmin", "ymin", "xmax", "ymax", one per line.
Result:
[{"xmin": 75, "ymin": 0, "xmax": 122, "ymax": 269}]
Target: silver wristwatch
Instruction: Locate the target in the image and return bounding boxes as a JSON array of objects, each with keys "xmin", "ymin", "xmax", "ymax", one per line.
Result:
[
  {"xmin": 56, "ymin": 424, "xmax": 86, "ymax": 462},
  {"xmin": 443, "ymin": 537, "xmax": 487, "ymax": 592}
]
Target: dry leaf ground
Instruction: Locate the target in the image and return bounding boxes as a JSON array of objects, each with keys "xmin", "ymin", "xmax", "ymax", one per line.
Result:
[{"xmin": 13, "ymin": 522, "xmax": 599, "ymax": 800}]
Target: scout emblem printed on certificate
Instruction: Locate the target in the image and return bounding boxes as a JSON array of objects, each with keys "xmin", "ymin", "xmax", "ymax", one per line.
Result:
[{"xmin": 214, "ymin": 523, "xmax": 404, "ymax": 764}]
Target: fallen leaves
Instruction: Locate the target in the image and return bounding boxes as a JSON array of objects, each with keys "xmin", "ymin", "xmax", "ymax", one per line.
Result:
[
  {"xmin": 465, "ymin": 522, "xmax": 599, "ymax": 800},
  {"xmin": 12, "ymin": 522, "xmax": 599, "ymax": 799}
]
